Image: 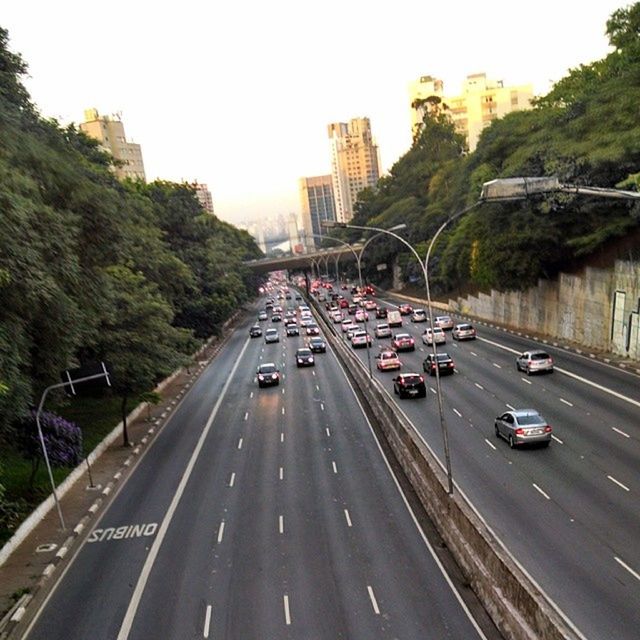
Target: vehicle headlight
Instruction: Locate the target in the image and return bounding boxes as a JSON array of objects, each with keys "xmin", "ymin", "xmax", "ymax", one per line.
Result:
[
  {"xmin": 309, "ymin": 357, "xmax": 314, "ymax": 362},
  {"xmin": 258, "ymin": 374, "xmax": 264, "ymax": 380}
]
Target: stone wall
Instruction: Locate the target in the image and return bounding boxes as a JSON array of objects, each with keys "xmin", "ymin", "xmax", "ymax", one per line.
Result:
[{"xmin": 449, "ymin": 260, "xmax": 640, "ymax": 361}]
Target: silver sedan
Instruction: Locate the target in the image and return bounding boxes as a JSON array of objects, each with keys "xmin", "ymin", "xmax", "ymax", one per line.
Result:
[{"xmin": 494, "ymin": 409, "xmax": 552, "ymax": 448}]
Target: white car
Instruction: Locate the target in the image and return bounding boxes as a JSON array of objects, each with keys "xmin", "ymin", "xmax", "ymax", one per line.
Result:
[
  {"xmin": 411, "ymin": 309, "xmax": 428, "ymax": 323},
  {"xmin": 351, "ymin": 330, "xmax": 372, "ymax": 348},
  {"xmin": 364, "ymin": 300, "xmax": 377, "ymax": 310},
  {"xmin": 374, "ymin": 323, "xmax": 392, "ymax": 339},
  {"xmin": 331, "ymin": 310, "xmax": 343, "ymax": 323},
  {"xmin": 434, "ymin": 315, "xmax": 454, "ymax": 330},
  {"xmin": 347, "ymin": 324, "xmax": 361, "ymax": 340},
  {"xmin": 422, "ymin": 327, "xmax": 446, "ymax": 345},
  {"xmin": 452, "ymin": 323, "xmax": 477, "ymax": 340},
  {"xmin": 355, "ymin": 309, "xmax": 369, "ymax": 322},
  {"xmin": 341, "ymin": 318, "xmax": 356, "ymax": 333}
]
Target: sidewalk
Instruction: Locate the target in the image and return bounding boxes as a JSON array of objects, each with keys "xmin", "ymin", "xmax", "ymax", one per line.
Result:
[{"xmin": 0, "ymin": 311, "xmax": 245, "ymax": 639}]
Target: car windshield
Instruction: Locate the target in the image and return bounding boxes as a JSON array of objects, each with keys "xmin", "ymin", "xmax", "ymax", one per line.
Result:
[
  {"xmin": 260, "ymin": 364, "xmax": 277, "ymax": 373},
  {"xmin": 435, "ymin": 354, "xmax": 450, "ymax": 361},
  {"xmin": 396, "ymin": 334, "xmax": 410, "ymax": 339},
  {"xmin": 266, "ymin": 329, "xmax": 277, "ymax": 335},
  {"xmin": 516, "ymin": 413, "xmax": 545, "ymax": 425},
  {"xmin": 297, "ymin": 349, "xmax": 311, "ymax": 356}
]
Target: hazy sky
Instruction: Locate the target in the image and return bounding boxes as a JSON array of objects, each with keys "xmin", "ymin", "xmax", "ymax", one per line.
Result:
[{"xmin": 2, "ymin": 0, "xmax": 625, "ymax": 224}]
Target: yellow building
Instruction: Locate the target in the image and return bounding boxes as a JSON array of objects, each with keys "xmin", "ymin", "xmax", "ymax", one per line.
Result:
[
  {"xmin": 409, "ymin": 73, "xmax": 534, "ymax": 152},
  {"xmin": 80, "ymin": 108, "xmax": 146, "ymax": 181},
  {"xmin": 328, "ymin": 118, "xmax": 380, "ymax": 223}
]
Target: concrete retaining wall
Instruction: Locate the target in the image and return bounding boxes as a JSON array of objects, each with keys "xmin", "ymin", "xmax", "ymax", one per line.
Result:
[
  {"xmin": 308, "ymin": 293, "xmax": 582, "ymax": 640},
  {"xmin": 449, "ymin": 259, "xmax": 640, "ymax": 362}
]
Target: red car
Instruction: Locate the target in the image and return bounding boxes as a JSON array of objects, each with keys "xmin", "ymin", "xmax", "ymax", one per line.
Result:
[
  {"xmin": 391, "ymin": 333, "xmax": 416, "ymax": 352},
  {"xmin": 399, "ymin": 304, "xmax": 413, "ymax": 315}
]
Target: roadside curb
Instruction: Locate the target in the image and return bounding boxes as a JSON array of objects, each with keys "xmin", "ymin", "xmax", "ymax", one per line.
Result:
[{"xmin": 0, "ymin": 311, "xmax": 245, "ymax": 639}]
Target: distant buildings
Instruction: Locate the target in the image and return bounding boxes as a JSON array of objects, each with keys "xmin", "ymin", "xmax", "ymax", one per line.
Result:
[
  {"xmin": 79, "ymin": 108, "xmax": 146, "ymax": 181},
  {"xmin": 409, "ymin": 73, "xmax": 534, "ymax": 151},
  {"xmin": 298, "ymin": 175, "xmax": 336, "ymax": 249},
  {"xmin": 327, "ymin": 118, "xmax": 381, "ymax": 223},
  {"xmin": 192, "ymin": 182, "xmax": 214, "ymax": 214}
]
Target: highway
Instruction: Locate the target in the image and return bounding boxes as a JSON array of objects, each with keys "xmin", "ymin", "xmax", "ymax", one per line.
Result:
[
  {"xmin": 22, "ymin": 302, "xmax": 493, "ymax": 639},
  {"xmin": 321, "ymin": 286, "xmax": 640, "ymax": 640}
]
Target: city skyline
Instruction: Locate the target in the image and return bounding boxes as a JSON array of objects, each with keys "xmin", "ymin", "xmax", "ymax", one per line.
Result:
[{"xmin": 2, "ymin": 0, "xmax": 624, "ymax": 225}]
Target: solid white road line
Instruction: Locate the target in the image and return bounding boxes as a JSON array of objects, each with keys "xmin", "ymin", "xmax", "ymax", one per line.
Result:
[
  {"xmin": 344, "ymin": 509, "xmax": 352, "ymax": 527},
  {"xmin": 203, "ymin": 605, "xmax": 212, "ymax": 638},
  {"xmin": 332, "ymin": 461, "xmax": 338, "ymax": 474},
  {"xmin": 607, "ymin": 475, "xmax": 630, "ymax": 492},
  {"xmin": 484, "ymin": 439, "xmax": 497, "ymax": 450},
  {"xmin": 559, "ymin": 398, "xmax": 574, "ymax": 407},
  {"xmin": 367, "ymin": 586, "xmax": 380, "ymax": 615},
  {"xmin": 615, "ymin": 556, "xmax": 640, "ymax": 582},
  {"xmin": 116, "ymin": 338, "xmax": 251, "ymax": 640},
  {"xmin": 612, "ymin": 427, "xmax": 630, "ymax": 438},
  {"xmin": 229, "ymin": 473, "xmax": 235, "ymax": 487},
  {"xmin": 217, "ymin": 521, "xmax": 225, "ymax": 543},
  {"xmin": 283, "ymin": 595, "xmax": 291, "ymax": 625},
  {"xmin": 533, "ymin": 484, "xmax": 550, "ymax": 500}
]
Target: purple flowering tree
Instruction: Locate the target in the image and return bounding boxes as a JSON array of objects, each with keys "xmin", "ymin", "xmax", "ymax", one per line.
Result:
[{"xmin": 17, "ymin": 410, "xmax": 83, "ymax": 488}]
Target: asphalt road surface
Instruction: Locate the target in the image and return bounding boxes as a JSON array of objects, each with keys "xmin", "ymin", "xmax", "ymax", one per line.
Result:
[{"xmin": 22, "ymin": 305, "xmax": 492, "ymax": 640}]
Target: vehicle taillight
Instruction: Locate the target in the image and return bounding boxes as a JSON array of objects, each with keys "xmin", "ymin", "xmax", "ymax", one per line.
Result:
[
  {"xmin": 448, "ymin": 362, "xmax": 454, "ymax": 367},
  {"xmin": 544, "ymin": 426, "xmax": 552, "ymax": 432},
  {"xmin": 419, "ymin": 376, "xmax": 424, "ymax": 383},
  {"xmin": 515, "ymin": 427, "xmax": 525, "ymax": 435}
]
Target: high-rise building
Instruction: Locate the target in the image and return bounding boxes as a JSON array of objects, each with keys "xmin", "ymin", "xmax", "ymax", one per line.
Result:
[
  {"xmin": 328, "ymin": 118, "xmax": 380, "ymax": 223},
  {"xmin": 299, "ymin": 175, "xmax": 336, "ymax": 249},
  {"xmin": 409, "ymin": 73, "xmax": 534, "ymax": 152},
  {"xmin": 79, "ymin": 108, "xmax": 146, "ymax": 181},
  {"xmin": 192, "ymin": 182, "xmax": 214, "ymax": 214}
]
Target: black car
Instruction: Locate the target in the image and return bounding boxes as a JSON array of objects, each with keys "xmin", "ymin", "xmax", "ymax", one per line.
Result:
[
  {"xmin": 286, "ymin": 323, "xmax": 300, "ymax": 336},
  {"xmin": 306, "ymin": 324, "xmax": 320, "ymax": 335},
  {"xmin": 249, "ymin": 325, "xmax": 263, "ymax": 338},
  {"xmin": 308, "ymin": 337, "xmax": 326, "ymax": 353},
  {"xmin": 257, "ymin": 363, "xmax": 280, "ymax": 387},
  {"xmin": 375, "ymin": 307, "xmax": 388, "ymax": 319},
  {"xmin": 271, "ymin": 314, "xmax": 282, "ymax": 322},
  {"xmin": 295, "ymin": 347, "xmax": 315, "ymax": 367},
  {"xmin": 393, "ymin": 373, "xmax": 426, "ymax": 398},
  {"xmin": 423, "ymin": 353, "xmax": 455, "ymax": 376}
]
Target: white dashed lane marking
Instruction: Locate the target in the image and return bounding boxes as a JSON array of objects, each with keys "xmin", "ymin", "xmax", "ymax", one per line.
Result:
[
  {"xmin": 283, "ymin": 595, "xmax": 291, "ymax": 625},
  {"xmin": 367, "ymin": 586, "xmax": 380, "ymax": 615},
  {"xmin": 612, "ymin": 427, "xmax": 630, "ymax": 438},
  {"xmin": 453, "ymin": 408, "xmax": 462, "ymax": 418},
  {"xmin": 607, "ymin": 475, "xmax": 630, "ymax": 492},
  {"xmin": 485, "ymin": 439, "xmax": 496, "ymax": 450},
  {"xmin": 560, "ymin": 398, "xmax": 574, "ymax": 407},
  {"xmin": 615, "ymin": 557, "xmax": 640, "ymax": 582},
  {"xmin": 533, "ymin": 483, "xmax": 550, "ymax": 500},
  {"xmin": 217, "ymin": 522, "xmax": 225, "ymax": 543},
  {"xmin": 344, "ymin": 509, "xmax": 352, "ymax": 527}
]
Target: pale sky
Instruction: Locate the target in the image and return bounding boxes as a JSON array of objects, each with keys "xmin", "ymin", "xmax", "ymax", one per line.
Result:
[{"xmin": 2, "ymin": 0, "xmax": 625, "ymax": 224}]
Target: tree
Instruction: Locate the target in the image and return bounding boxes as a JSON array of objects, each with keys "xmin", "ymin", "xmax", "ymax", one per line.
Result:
[{"xmin": 96, "ymin": 266, "xmax": 194, "ymax": 446}]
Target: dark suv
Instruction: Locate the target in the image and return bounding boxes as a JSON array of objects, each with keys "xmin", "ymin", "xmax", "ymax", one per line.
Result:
[
  {"xmin": 393, "ymin": 373, "xmax": 426, "ymax": 398},
  {"xmin": 295, "ymin": 347, "xmax": 315, "ymax": 367},
  {"xmin": 257, "ymin": 363, "xmax": 280, "ymax": 387}
]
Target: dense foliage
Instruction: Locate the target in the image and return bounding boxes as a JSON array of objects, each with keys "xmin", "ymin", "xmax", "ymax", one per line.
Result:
[
  {"xmin": 0, "ymin": 25, "xmax": 261, "ymax": 449},
  {"xmin": 341, "ymin": 4, "xmax": 640, "ymax": 295}
]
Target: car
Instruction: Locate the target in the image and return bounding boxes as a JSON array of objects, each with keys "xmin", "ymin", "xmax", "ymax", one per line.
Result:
[
  {"xmin": 374, "ymin": 323, "xmax": 392, "ymax": 339},
  {"xmin": 264, "ymin": 328, "xmax": 279, "ymax": 343},
  {"xmin": 393, "ymin": 373, "xmax": 426, "ymax": 398},
  {"xmin": 423, "ymin": 353, "xmax": 455, "ymax": 376},
  {"xmin": 295, "ymin": 294, "xmax": 302, "ymax": 300},
  {"xmin": 273, "ymin": 305, "xmax": 283, "ymax": 314},
  {"xmin": 351, "ymin": 330, "xmax": 372, "ymax": 348},
  {"xmin": 347, "ymin": 324, "xmax": 361, "ymax": 340},
  {"xmin": 494, "ymin": 409, "xmax": 552, "ymax": 448},
  {"xmin": 516, "ymin": 350, "xmax": 554, "ymax": 374},
  {"xmin": 308, "ymin": 336, "xmax": 326, "ymax": 353},
  {"xmin": 391, "ymin": 333, "xmax": 416, "ymax": 352},
  {"xmin": 452, "ymin": 323, "xmax": 477, "ymax": 340},
  {"xmin": 306, "ymin": 324, "xmax": 320, "ymax": 335},
  {"xmin": 387, "ymin": 310, "xmax": 402, "ymax": 327},
  {"xmin": 422, "ymin": 327, "xmax": 446, "ymax": 345},
  {"xmin": 258, "ymin": 311, "xmax": 268, "ymax": 321},
  {"xmin": 399, "ymin": 304, "xmax": 413, "ymax": 316},
  {"xmin": 433, "ymin": 315, "xmax": 454, "ymax": 330},
  {"xmin": 341, "ymin": 318, "xmax": 357, "ymax": 333},
  {"xmin": 364, "ymin": 300, "xmax": 377, "ymax": 311},
  {"xmin": 285, "ymin": 310, "xmax": 296, "ymax": 319},
  {"xmin": 376, "ymin": 350, "xmax": 401, "ymax": 371},
  {"xmin": 339, "ymin": 299, "xmax": 349, "ymax": 309},
  {"xmin": 331, "ymin": 310, "xmax": 343, "ymax": 323},
  {"xmin": 286, "ymin": 323, "xmax": 299, "ymax": 336},
  {"xmin": 257, "ymin": 362, "xmax": 280, "ymax": 387},
  {"xmin": 249, "ymin": 325, "xmax": 263, "ymax": 338},
  {"xmin": 375, "ymin": 307, "xmax": 388, "ymax": 319},
  {"xmin": 355, "ymin": 309, "xmax": 369, "ymax": 322},
  {"xmin": 300, "ymin": 318, "xmax": 313, "ymax": 328},
  {"xmin": 295, "ymin": 347, "xmax": 315, "ymax": 367},
  {"xmin": 271, "ymin": 314, "xmax": 282, "ymax": 323},
  {"xmin": 411, "ymin": 308, "xmax": 428, "ymax": 323},
  {"xmin": 347, "ymin": 304, "xmax": 358, "ymax": 315}
]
